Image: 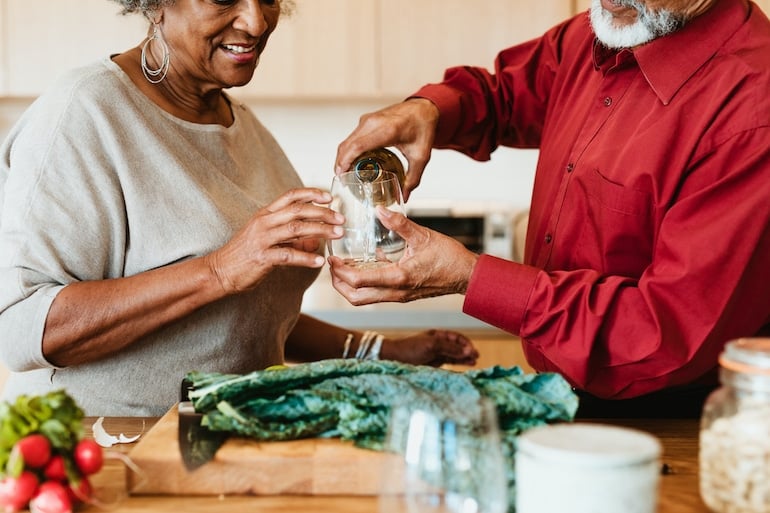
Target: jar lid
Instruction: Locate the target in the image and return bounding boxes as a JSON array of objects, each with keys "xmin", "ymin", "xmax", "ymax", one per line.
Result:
[
  {"xmin": 517, "ymin": 423, "xmax": 661, "ymax": 468},
  {"xmin": 719, "ymin": 338, "xmax": 770, "ymax": 374}
]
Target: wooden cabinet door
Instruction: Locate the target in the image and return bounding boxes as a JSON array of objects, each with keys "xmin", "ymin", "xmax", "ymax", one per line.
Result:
[
  {"xmin": 233, "ymin": 0, "xmax": 379, "ymax": 99},
  {"xmin": 574, "ymin": 0, "xmax": 591, "ymax": 12},
  {"xmin": 575, "ymin": 0, "xmax": 770, "ymax": 16},
  {"xmin": 0, "ymin": 1, "xmax": 5, "ymax": 94},
  {"xmin": 378, "ymin": 0, "xmax": 573, "ymax": 97},
  {"xmin": 3, "ymin": 0, "xmax": 145, "ymax": 96}
]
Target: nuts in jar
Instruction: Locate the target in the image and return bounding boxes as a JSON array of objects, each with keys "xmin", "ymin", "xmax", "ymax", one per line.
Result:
[{"xmin": 699, "ymin": 338, "xmax": 770, "ymax": 513}]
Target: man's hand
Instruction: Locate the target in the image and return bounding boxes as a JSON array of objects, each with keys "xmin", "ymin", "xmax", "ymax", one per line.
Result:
[
  {"xmin": 328, "ymin": 206, "xmax": 478, "ymax": 304},
  {"xmin": 335, "ymin": 99, "xmax": 440, "ymax": 202}
]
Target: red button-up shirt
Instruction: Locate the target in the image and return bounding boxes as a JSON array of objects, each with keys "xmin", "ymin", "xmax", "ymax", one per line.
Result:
[{"xmin": 415, "ymin": 0, "xmax": 770, "ymax": 399}]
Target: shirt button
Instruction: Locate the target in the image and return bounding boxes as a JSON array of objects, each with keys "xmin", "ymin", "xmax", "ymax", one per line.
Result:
[
  {"xmin": 566, "ymin": 163, "xmax": 575, "ymax": 173},
  {"xmin": 603, "ymin": 97, "xmax": 613, "ymax": 107},
  {"xmin": 544, "ymin": 234, "xmax": 553, "ymax": 244}
]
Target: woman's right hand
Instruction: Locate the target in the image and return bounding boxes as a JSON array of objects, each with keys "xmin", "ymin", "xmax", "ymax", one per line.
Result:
[
  {"xmin": 334, "ymin": 98, "xmax": 440, "ymax": 202},
  {"xmin": 205, "ymin": 187, "xmax": 344, "ymax": 295}
]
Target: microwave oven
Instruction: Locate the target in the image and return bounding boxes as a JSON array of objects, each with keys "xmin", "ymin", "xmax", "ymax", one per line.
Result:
[{"xmin": 405, "ymin": 203, "xmax": 527, "ymax": 262}]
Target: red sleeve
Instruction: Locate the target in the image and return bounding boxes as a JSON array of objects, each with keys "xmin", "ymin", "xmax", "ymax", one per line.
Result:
[{"xmin": 463, "ymin": 255, "xmax": 539, "ymax": 333}]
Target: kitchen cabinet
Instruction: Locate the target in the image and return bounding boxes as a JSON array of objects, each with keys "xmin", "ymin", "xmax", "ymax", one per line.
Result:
[
  {"xmin": 6, "ymin": 1, "xmax": 766, "ymax": 99},
  {"xmin": 238, "ymin": 0, "xmax": 573, "ymax": 99},
  {"xmin": 235, "ymin": 0, "xmax": 379, "ymax": 99},
  {"xmin": 378, "ymin": 1, "xmax": 573, "ymax": 97},
  {"xmin": 0, "ymin": 3, "xmax": 5, "ymax": 93},
  {"xmin": 1, "ymin": 0, "xmax": 146, "ymax": 96},
  {"xmin": 574, "ymin": 0, "xmax": 591, "ymax": 11},
  {"xmin": 449, "ymin": 332, "xmax": 535, "ymax": 373},
  {"xmin": 0, "ymin": 0, "xmax": 573, "ymax": 99},
  {"xmin": 575, "ymin": 0, "xmax": 770, "ymax": 14}
]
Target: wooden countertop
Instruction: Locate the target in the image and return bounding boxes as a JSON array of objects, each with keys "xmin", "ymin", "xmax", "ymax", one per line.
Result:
[{"xmin": 82, "ymin": 416, "xmax": 709, "ymax": 513}]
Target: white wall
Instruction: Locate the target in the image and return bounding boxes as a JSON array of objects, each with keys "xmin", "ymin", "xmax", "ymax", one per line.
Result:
[
  {"xmin": 0, "ymin": 364, "xmax": 6, "ymax": 395},
  {"xmin": 242, "ymin": 99, "xmax": 538, "ymax": 210},
  {"xmin": 0, "ymin": 97, "xmax": 538, "ymax": 210}
]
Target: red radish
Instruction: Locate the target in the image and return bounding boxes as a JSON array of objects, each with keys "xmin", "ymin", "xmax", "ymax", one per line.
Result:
[
  {"xmin": 65, "ymin": 478, "xmax": 91, "ymax": 505},
  {"xmin": 13, "ymin": 434, "xmax": 52, "ymax": 469},
  {"xmin": 72, "ymin": 440, "xmax": 103, "ymax": 476},
  {"xmin": 29, "ymin": 481, "xmax": 72, "ymax": 513},
  {"xmin": 43, "ymin": 455, "xmax": 67, "ymax": 482},
  {"xmin": 0, "ymin": 470, "xmax": 39, "ymax": 512}
]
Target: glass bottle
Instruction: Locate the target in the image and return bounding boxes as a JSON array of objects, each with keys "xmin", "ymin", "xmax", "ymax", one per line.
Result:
[
  {"xmin": 700, "ymin": 338, "xmax": 770, "ymax": 513},
  {"xmin": 350, "ymin": 148, "xmax": 406, "ymax": 188}
]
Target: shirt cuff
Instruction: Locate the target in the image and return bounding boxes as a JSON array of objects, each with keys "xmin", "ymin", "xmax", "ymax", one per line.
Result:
[
  {"xmin": 463, "ymin": 255, "xmax": 540, "ymax": 333},
  {"xmin": 411, "ymin": 83, "xmax": 463, "ymax": 146}
]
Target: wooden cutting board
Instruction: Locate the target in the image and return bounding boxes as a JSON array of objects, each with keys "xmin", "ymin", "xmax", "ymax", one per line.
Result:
[{"xmin": 126, "ymin": 405, "xmax": 399, "ymax": 496}]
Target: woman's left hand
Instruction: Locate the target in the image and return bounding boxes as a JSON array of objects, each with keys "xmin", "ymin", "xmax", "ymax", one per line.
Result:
[{"xmin": 380, "ymin": 329, "xmax": 479, "ymax": 367}]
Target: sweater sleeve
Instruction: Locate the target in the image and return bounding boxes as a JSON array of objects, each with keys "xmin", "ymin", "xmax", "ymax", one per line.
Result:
[{"xmin": 0, "ymin": 77, "xmax": 127, "ymax": 371}]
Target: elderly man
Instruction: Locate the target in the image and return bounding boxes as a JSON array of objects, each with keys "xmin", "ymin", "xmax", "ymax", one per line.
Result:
[{"xmin": 330, "ymin": 0, "xmax": 770, "ymax": 417}]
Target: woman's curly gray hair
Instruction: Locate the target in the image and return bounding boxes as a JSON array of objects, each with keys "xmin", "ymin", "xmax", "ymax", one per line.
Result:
[{"xmin": 110, "ymin": 0, "xmax": 294, "ymax": 17}]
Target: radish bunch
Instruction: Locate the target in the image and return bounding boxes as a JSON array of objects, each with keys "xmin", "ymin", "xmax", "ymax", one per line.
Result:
[{"xmin": 0, "ymin": 391, "xmax": 102, "ymax": 513}]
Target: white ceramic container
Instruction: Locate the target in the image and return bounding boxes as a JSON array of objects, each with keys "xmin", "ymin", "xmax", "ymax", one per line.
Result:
[{"xmin": 515, "ymin": 423, "xmax": 662, "ymax": 513}]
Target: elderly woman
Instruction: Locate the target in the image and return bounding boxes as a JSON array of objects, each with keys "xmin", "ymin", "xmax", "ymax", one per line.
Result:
[{"xmin": 0, "ymin": 0, "xmax": 478, "ymax": 416}]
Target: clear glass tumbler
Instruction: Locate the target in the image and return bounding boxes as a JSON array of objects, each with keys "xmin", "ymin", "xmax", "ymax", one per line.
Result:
[
  {"xmin": 378, "ymin": 398, "xmax": 509, "ymax": 513},
  {"xmin": 327, "ymin": 170, "xmax": 406, "ymax": 268}
]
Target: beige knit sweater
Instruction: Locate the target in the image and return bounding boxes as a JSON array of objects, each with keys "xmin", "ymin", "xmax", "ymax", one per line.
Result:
[{"xmin": 0, "ymin": 57, "xmax": 318, "ymax": 415}]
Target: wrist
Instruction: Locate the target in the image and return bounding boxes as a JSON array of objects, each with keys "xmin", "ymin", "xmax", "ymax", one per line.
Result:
[
  {"xmin": 457, "ymin": 252, "xmax": 479, "ymax": 294},
  {"xmin": 405, "ymin": 97, "xmax": 440, "ymax": 128}
]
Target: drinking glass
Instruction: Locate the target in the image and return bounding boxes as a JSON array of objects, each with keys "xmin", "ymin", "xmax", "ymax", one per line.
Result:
[
  {"xmin": 378, "ymin": 398, "xmax": 509, "ymax": 513},
  {"xmin": 327, "ymin": 171, "xmax": 406, "ymax": 268}
]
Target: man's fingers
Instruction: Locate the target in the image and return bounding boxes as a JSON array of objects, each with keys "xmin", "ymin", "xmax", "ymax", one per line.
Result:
[{"xmin": 376, "ymin": 206, "xmax": 427, "ymax": 246}]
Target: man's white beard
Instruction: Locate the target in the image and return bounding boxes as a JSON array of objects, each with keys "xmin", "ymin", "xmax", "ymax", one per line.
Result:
[{"xmin": 589, "ymin": 0, "xmax": 685, "ymax": 49}]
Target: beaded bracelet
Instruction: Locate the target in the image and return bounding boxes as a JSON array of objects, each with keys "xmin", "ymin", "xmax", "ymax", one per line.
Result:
[
  {"xmin": 343, "ymin": 330, "xmax": 384, "ymax": 360},
  {"xmin": 367, "ymin": 333, "xmax": 384, "ymax": 360},
  {"xmin": 342, "ymin": 333, "xmax": 354, "ymax": 359}
]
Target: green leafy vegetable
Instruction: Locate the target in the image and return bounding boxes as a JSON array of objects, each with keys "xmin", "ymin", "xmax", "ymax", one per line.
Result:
[{"xmin": 187, "ymin": 359, "xmax": 579, "ymax": 512}]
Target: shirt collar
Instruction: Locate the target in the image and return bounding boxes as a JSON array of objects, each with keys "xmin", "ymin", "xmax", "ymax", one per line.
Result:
[{"xmin": 592, "ymin": 0, "xmax": 750, "ymax": 105}]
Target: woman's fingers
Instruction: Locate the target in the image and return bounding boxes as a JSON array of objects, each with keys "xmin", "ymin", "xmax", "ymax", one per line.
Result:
[{"xmin": 208, "ymin": 188, "xmax": 345, "ymax": 294}]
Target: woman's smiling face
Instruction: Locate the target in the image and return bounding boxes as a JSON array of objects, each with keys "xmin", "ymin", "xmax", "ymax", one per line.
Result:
[{"xmin": 158, "ymin": 0, "xmax": 282, "ymax": 91}]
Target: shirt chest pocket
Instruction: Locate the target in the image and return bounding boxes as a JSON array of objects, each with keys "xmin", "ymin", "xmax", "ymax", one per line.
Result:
[{"xmin": 564, "ymin": 168, "xmax": 655, "ymax": 277}]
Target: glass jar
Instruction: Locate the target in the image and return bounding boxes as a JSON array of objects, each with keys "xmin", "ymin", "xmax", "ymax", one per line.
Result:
[{"xmin": 700, "ymin": 338, "xmax": 770, "ymax": 513}]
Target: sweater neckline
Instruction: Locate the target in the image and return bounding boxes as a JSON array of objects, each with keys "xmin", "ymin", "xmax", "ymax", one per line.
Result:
[{"xmin": 102, "ymin": 55, "xmax": 243, "ymax": 134}]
